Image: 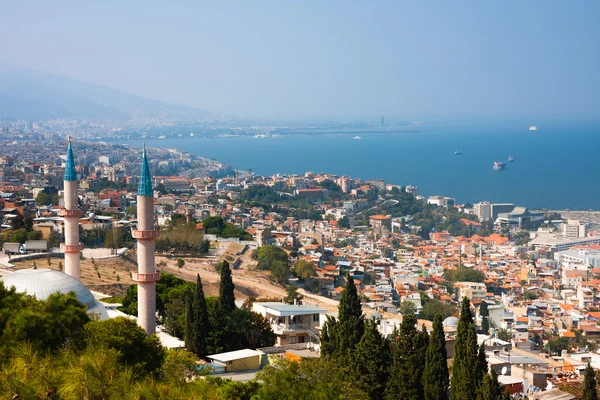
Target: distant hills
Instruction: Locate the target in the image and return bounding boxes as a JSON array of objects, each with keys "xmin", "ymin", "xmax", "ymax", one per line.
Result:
[{"xmin": 0, "ymin": 65, "xmax": 212, "ymax": 122}]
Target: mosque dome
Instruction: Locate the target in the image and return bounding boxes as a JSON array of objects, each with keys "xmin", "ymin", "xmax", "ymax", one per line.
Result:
[
  {"xmin": 443, "ymin": 316, "xmax": 459, "ymax": 328},
  {"xmin": 1, "ymin": 268, "xmax": 108, "ymax": 319}
]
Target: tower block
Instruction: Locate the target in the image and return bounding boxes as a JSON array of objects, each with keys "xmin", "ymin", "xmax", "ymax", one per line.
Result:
[
  {"xmin": 62, "ymin": 137, "xmax": 83, "ymax": 279},
  {"xmin": 133, "ymin": 147, "xmax": 160, "ymax": 335}
]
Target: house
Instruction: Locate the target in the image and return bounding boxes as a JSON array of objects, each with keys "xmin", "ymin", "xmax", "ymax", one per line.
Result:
[
  {"xmin": 207, "ymin": 349, "xmax": 264, "ymax": 372},
  {"xmin": 252, "ymin": 302, "xmax": 327, "ymax": 346}
]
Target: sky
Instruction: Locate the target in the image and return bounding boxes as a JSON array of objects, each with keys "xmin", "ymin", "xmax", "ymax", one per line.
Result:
[{"xmin": 1, "ymin": 1, "xmax": 600, "ymax": 120}]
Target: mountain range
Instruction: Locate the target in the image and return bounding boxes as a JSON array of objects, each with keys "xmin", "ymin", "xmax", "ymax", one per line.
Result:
[{"xmin": 0, "ymin": 64, "xmax": 212, "ymax": 122}]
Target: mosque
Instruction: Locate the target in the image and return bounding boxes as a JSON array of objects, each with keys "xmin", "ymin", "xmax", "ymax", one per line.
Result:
[{"xmin": 0, "ymin": 138, "xmax": 160, "ymax": 335}]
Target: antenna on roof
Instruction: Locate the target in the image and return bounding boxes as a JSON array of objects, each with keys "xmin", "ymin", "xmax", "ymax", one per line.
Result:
[{"xmin": 67, "ymin": 134, "xmax": 72, "ymax": 143}]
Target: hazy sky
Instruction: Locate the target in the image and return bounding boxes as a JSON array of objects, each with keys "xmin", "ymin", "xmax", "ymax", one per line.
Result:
[{"xmin": 2, "ymin": 1, "xmax": 600, "ymax": 120}]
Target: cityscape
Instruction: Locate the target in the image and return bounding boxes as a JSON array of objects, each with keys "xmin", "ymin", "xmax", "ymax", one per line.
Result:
[{"xmin": 1, "ymin": 2, "xmax": 600, "ymax": 400}]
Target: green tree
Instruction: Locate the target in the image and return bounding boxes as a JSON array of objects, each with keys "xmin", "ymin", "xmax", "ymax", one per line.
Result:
[
  {"xmin": 423, "ymin": 314, "xmax": 449, "ymax": 400},
  {"xmin": 337, "ymin": 273, "xmax": 364, "ymax": 355},
  {"xmin": 480, "ymin": 301, "xmax": 490, "ymax": 334},
  {"xmin": 185, "ymin": 274, "xmax": 210, "ymax": 359},
  {"xmin": 352, "ymin": 319, "xmax": 390, "ymax": 399},
  {"xmin": 84, "ymin": 317, "xmax": 165, "ymax": 375},
  {"xmin": 400, "ymin": 300, "xmax": 417, "ymax": 316},
  {"xmin": 176, "ymin": 258, "xmax": 185, "ymax": 271},
  {"xmin": 219, "ymin": 260, "xmax": 236, "ymax": 314},
  {"xmin": 420, "ymin": 300, "xmax": 456, "ymax": 321},
  {"xmin": 284, "ymin": 285, "xmax": 302, "ymax": 305},
  {"xmin": 583, "ymin": 363, "xmax": 599, "ymax": 400},
  {"xmin": 451, "ymin": 297, "xmax": 479, "ymax": 400},
  {"xmin": 256, "ymin": 358, "xmax": 369, "ymax": 400},
  {"xmin": 477, "ymin": 369, "xmax": 506, "ymax": 400},
  {"xmin": 295, "ymin": 259, "xmax": 316, "ymax": 280},
  {"xmin": 386, "ymin": 313, "xmax": 427, "ymax": 400},
  {"xmin": 476, "ymin": 343, "xmax": 488, "ymax": 383}
]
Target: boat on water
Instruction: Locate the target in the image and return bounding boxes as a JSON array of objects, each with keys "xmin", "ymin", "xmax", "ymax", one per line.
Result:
[
  {"xmin": 493, "ymin": 161, "xmax": 506, "ymax": 171},
  {"xmin": 454, "ymin": 150, "xmax": 463, "ymax": 155},
  {"xmin": 508, "ymin": 155, "xmax": 515, "ymax": 162},
  {"xmin": 353, "ymin": 136, "xmax": 362, "ymax": 140},
  {"xmin": 529, "ymin": 125, "xmax": 537, "ymax": 131}
]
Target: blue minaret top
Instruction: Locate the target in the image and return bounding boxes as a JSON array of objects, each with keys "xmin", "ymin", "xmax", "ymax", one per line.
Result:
[
  {"xmin": 137, "ymin": 145, "xmax": 153, "ymax": 197},
  {"xmin": 64, "ymin": 136, "xmax": 77, "ymax": 181}
]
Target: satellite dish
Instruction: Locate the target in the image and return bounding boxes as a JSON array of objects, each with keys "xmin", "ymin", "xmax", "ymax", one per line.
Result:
[
  {"xmin": 546, "ymin": 381, "xmax": 553, "ymax": 390},
  {"xmin": 501, "ymin": 366, "xmax": 508, "ymax": 376}
]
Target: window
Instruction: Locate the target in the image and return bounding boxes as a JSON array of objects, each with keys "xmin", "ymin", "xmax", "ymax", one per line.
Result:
[
  {"xmin": 290, "ymin": 336, "xmax": 297, "ymax": 344},
  {"xmin": 313, "ymin": 314, "xmax": 319, "ymax": 322}
]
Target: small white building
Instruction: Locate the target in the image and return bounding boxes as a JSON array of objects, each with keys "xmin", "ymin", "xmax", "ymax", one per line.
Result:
[{"xmin": 252, "ymin": 302, "xmax": 327, "ymax": 346}]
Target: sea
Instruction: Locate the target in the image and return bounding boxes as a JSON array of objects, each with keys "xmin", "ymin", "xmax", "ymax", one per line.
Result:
[{"xmin": 120, "ymin": 120, "xmax": 600, "ymax": 210}]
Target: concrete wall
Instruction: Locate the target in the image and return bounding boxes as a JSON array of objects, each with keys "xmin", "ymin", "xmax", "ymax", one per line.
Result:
[{"xmin": 227, "ymin": 356, "xmax": 260, "ymax": 372}]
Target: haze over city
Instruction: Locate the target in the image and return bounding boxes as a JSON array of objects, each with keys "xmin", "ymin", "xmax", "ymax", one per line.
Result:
[{"xmin": 2, "ymin": 1, "xmax": 600, "ymax": 120}]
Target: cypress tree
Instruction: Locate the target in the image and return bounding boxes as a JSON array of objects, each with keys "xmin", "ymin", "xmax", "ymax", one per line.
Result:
[
  {"xmin": 413, "ymin": 325, "xmax": 430, "ymax": 400},
  {"xmin": 319, "ymin": 315, "xmax": 338, "ymax": 358},
  {"xmin": 353, "ymin": 319, "xmax": 390, "ymax": 399},
  {"xmin": 583, "ymin": 363, "xmax": 599, "ymax": 400},
  {"xmin": 480, "ymin": 301, "xmax": 489, "ymax": 334},
  {"xmin": 476, "ymin": 369, "xmax": 503, "ymax": 400},
  {"xmin": 386, "ymin": 313, "xmax": 424, "ymax": 400},
  {"xmin": 423, "ymin": 314, "xmax": 449, "ymax": 400},
  {"xmin": 185, "ymin": 274, "xmax": 210, "ymax": 358},
  {"xmin": 336, "ymin": 273, "xmax": 364, "ymax": 355},
  {"xmin": 476, "ymin": 343, "xmax": 488, "ymax": 382},
  {"xmin": 451, "ymin": 297, "xmax": 479, "ymax": 400},
  {"xmin": 218, "ymin": 260, "xmax": 236, "ymax": 314}
]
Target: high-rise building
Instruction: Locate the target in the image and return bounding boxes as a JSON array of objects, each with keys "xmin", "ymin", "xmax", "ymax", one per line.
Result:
[
  {"xmin": 132, "ymin": 147, "xmax": 161, "ymax": 335},
  {"xmin": 62, "ymin": 137, "xmax": 83, "ymax": 279},
  {"xmin": 564, "ymin": 220, "xmax": 588, "ymax": 239},
  {"xmin": 380, "ymin": 115, "xmax": 385, "ymax": 126},
  {"xmin": 474, "ymin": 201, "xmax": 492, "ymax": 222}
]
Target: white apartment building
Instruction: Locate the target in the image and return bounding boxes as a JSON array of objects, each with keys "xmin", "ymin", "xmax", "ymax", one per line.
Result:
[
  {"xmin": 474, "ymin": 201, "xmax": 492, "ymax": 222},
  {"xmin": 456, "ymin": 281, "xmax": 487, "ymax": 301},
  {"xmin": 555, "ymin": 248, "xmax": 600, "ymax": 269},
  {"xmin": 563, "ymin": 220, "xmax": 588, "ymax": 239},
  {"xmin": 427, "ymin": 195, "xmax": 455, "ymax": 208}
]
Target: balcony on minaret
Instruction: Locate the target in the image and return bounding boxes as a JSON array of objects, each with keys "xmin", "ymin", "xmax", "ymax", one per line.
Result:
[
  {"xmin": 60, "ymin": 208, "xmax": 83, "ymax": 218},
  {"xmin": 62, "ymin": 243, "xmax": 85, "ymax": 253},
  {"xmin": 132, "ymin": 228, "xmax": 160, "ymax": 240},
  {"xmin": 132, "ymin": 272, "xmax": 161, "ymax": 283}
]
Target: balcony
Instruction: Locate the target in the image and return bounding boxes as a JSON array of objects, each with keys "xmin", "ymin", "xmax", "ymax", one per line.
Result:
[
  {"xmin": 61, "ymin": 208, "xmax": 83, "ymax": 218},
  {"xmin": 63, "ymin": 243, "xmax": 84, "ymax": 253},
  {"xmin": 271, "ymin": 322, "xmax": 310, "ymax": 334},
  {"xmin": 132, "ymin": 229, "xmax": 160, "ymax": 240},
  {"xmin": 132, "ymin": 272, "xmax": 161, "ymax": 283}
]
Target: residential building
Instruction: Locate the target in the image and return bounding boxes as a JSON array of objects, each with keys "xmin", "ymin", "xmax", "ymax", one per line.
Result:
[
  {"xmin": 474, "ymin": 201, "xmax": 492, "ymax": 222},
  {"xmin": 563, "ymin": 220, "xmax": 587, "ymax": 239},
  {"xmin": 252, "ymin": 302, "xmax": 326, "ymax": 346},
  {"xmin": 456, "ymin": 281, "xmax": 487, "ymax": 301},
  {"xmin": 427, "ymin": 195, "xmax": 455, "ymax": 208}
]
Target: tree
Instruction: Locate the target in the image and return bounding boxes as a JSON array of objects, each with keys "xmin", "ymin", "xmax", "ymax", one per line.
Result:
[
  {"xmin": 420, "ymin": 300, "xmax": 456, "ymax": 321},
  {"xmin": 185, "ymin": 274, "xmax": 210, "ymax": 359},
  {"xmin": 256, "ymin": 358, "xmax": 369, "ymax": 400},
  {"xmin": 386, "ymin": 314, "xmax": 427, "ymax": 400},
  {"xmin": 451, "ymin": 297, "xmax": 479, "ymax": 400},
  {"xmin": 423, "ymin": 314, "xmax": 449, "ymax": 400},
  {"xmin": 351, "ymin": 319, "xmax": 390, "ymax": 399},
  {"xmin": 84, "ymin": 317, "xmax": 165, "ymax": 375},
  {"xmin": 176, "ymin": 258, "xmax": 185, "ymax": 271},
  {"xmin": 583, "ymin": 363, "xmax": 599, "ymax": 400},
  {"xmin": 480, "ymin": 301, "xmax": 490, "ymax": 334},
  {"xmin": 218, "ymin": 261, "xmax": 236, "ymax": 314},
  {"xmin": 400, "ymin": 301, "xmax": 417, "ymax": 316},
  {"xmin": 476, "ymin": 343, "xmax": 488, "ymax": 383},
  {"xmin": 284, "ymin": 285, "xmax": 302, "ymax": 305},
  {"xmin": 337, "ymin": 273, "xmax": 364, "ymax": 355},
  {"xmin": 294, "ymin": 259, "xmax": 316, "ymax": 280},
  {"xmin": 477, "ymin": 369, "xmax": 505, "ymax": 400}
]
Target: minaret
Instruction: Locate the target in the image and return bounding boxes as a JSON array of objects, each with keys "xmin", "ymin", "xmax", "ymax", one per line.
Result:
[
  {"xmin": 132, "ymin": 146, "xmax": 160, "ymax": 335},
  {"xmin": 62, "ymin": 136, "xmax": 83, "ymax": 279}
]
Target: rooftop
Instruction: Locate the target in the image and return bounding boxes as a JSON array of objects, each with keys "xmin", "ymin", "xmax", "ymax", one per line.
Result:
[
  {"xmin": 208, "ymin": 349, "xmax": 263, "ymax": 362},
  {"xmin": 254, "ymin": 302, "xmax": 327, "ymax": 317}
]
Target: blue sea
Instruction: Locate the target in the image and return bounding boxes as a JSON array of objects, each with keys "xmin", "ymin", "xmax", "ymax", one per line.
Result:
[{"xmin": 120, "ymin": 120, "xmax": 600, "ymax": 210}]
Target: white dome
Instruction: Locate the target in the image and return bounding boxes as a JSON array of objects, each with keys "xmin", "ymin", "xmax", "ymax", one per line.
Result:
[
  {"xmin": 443, "ymin": 316, "xmax": 459, "ymax": 327},
  {"xmin": 1, "ymin": 268, "xmax": 108, "ymax": 319}
]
